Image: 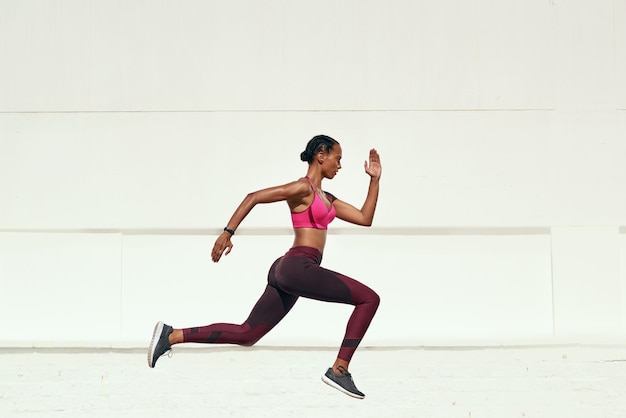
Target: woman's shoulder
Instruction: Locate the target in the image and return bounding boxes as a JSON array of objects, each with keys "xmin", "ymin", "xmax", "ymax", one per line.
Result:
[
  {"xmin": 293, "ymin": 176, "xmax": 313, "ymax": 190},
  {"xmin": 281, "ymin": 177, "xmax": 313, "ymax": 199}
]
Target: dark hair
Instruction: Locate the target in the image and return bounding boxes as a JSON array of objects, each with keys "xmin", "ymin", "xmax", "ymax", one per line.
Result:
[{"xmin": 300, "ymin": 135, "xmax": 339, "ymax": 163}]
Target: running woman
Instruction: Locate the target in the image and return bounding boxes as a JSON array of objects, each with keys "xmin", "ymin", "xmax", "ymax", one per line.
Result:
[{"xmin": 148, "ymin": 135, "xmax": 381, "ymax": 399}]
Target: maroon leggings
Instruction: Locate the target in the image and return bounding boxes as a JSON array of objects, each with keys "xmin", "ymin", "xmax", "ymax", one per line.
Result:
[{"xmin": 182, "ymin": 246, "xmax": 380, "ymax": 362}]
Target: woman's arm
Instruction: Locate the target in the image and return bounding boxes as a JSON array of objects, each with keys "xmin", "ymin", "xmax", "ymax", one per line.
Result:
[
  {"xmin": 211, "ymin": 179, "xmax": 311, "ymax": 262},
  {"xmin": 334, "ymin": 149, "xmax": 382, "ymax": 227}
]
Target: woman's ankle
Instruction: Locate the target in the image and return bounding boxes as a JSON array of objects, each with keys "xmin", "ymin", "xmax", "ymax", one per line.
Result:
[
  {"xmin": 332, "ymin": 359, "xmax": 350, "ymax": 374},
  {"xmin": 168, "ymin": 329, "xmax": 184, "ymax": 345}
]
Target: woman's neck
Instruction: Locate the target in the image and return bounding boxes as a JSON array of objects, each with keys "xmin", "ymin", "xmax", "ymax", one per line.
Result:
[{"xmin": 306, "ymin": 174, "xmax": 323, "ymax": 187}]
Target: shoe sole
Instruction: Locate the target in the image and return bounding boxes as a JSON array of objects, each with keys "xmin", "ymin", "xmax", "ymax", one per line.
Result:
[
  {"xmin": 147, "ymin": 321, "xmax": 165, "ymax": 368},
  {"xmin": 321, "ymin": 375, "xmax": 365, "ymax": 399}
]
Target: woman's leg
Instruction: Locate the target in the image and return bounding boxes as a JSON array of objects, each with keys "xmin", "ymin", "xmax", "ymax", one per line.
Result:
[
  {"xmin": 272, "ymin": 252, "xmax": 379, "ymax": 398},
  {"xmin": 149, "ymin": 258, "xmax": 295, "ymax": 368}
]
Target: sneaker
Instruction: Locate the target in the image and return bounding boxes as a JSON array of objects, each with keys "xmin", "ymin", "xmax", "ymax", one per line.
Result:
[
  {"xmin": 147, "ymin": 321, "xmax": 173, "ymax": 368},
  {"xmin": 321, "ymin": 366, "xmax": 365, "ymax": 399}
]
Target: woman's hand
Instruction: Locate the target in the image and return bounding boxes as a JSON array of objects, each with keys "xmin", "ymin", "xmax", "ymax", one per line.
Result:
[
  {"xmin": 211, "ymin": 232, "xmax": 233, "ymax": 262},
  {"xmin": 364, "ymin": 148, "xmax": 382, "ymax": 180}
]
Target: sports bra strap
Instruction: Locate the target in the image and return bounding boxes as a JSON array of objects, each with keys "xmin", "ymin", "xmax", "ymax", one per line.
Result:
[{"xmin": 304, "ymin": 176, "xmax": 316, "ymax": 192}]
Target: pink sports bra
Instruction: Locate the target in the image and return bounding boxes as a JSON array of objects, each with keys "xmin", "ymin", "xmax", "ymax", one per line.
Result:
[{"xmin": 291, "ymin": 177, "xmax": 337, "ymax": 230}]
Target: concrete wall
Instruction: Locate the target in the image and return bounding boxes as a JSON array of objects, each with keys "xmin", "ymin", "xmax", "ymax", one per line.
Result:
[{"xmin": 1, "ymin": 0, "xmax": 625, "ymax": 347}]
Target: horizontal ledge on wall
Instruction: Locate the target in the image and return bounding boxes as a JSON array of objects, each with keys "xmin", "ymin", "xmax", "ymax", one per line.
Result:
[
  {"xmin": 0, "ymin": 108, "xmax": 557, "ymax": 115},
  {"xmin": 0, "ymin": 227, "xmax": 554, "ymax": 236}
]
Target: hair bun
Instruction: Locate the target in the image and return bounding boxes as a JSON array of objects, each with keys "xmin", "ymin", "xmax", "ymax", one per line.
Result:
[{"xmin": 300, "ymin": 135, "xmax": 339, "ymax": 164}]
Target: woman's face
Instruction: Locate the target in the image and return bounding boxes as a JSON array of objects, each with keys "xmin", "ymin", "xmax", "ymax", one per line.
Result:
[{"xmin": 320, "ymin": 144, "xmax": 342, "ymax": 179}]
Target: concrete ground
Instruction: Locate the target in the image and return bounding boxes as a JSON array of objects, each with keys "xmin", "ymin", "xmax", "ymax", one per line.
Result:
[{"xmin": 1, "ymin": 345, "xmax": 625, "ymax": 418}]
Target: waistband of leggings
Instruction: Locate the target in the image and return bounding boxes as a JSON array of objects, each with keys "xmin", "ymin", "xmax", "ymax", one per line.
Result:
[{"xmin": 284, "ymin": 246, "xmax": 323, "ymax": 264}]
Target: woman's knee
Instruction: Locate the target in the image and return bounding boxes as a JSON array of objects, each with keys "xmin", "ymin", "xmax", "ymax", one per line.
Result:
[
  {"xmin": 358, "ymin": 287, "xmax": 380, "ymax": 309},
  {"xmin": 238, "ymin": 323, "xmax": 271, "ymax": 347},
  {"xmin": 240, "ymin": 337, "xmax": 260, "ymax": 347},
  {"xmin": 369, "ymin": 290, "xmax": 381, "ymax": 308}
]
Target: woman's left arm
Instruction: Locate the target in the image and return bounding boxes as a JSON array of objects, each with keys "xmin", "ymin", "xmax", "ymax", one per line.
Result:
[{"xmin": 334, "ymin": 148, "xmax": 382, "ymax": 227}]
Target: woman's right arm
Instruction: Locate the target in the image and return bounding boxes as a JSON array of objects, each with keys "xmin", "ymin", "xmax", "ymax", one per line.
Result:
[{"xmin": 211, "ymin": 180, "xmax": 310, "ymax": 262}]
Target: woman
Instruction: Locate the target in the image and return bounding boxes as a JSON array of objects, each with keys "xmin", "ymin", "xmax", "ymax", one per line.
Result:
[{"xmin": 148, "ymin": 135, "xmax": 381, "ymax": 399}]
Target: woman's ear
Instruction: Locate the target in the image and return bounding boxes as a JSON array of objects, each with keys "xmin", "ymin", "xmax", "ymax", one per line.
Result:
[{"xmin": 317, "ymin": 151, "xmax": 325, "ymax": 164}]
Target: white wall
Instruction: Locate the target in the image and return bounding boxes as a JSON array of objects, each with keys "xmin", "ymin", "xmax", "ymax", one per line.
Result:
[{"xmin": 1, "ymin": 0, "xmax": 625, "ymax": 347}]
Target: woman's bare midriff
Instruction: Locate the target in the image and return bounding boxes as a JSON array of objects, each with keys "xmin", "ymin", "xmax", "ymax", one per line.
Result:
[{"xmin": 292, "ymin": 228, "xmax": 328, "ymax": 254}]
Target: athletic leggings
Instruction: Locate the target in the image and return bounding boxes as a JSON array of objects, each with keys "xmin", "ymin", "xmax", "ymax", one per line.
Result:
[{"xmin": 182, "ymin": 246, "xmax": 380, "ymax": 362}]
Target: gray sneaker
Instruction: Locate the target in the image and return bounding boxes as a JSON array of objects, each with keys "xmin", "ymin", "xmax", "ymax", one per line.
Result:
[
  {"xmin": 147, "ymin": 321, "xmax": 173, "ymax": 368},
  {"xmin": 321, "ymin": 366, "xmax": 365, "ymax": 399}
]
